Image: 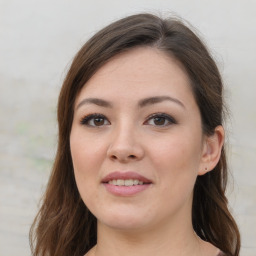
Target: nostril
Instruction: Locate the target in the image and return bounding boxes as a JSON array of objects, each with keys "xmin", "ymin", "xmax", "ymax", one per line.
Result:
[{"xmin": 109, "ymin": 154, "xmax": 137, "ymax": 161}]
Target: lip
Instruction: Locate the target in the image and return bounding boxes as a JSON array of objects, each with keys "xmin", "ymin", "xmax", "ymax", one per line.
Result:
[
  {"xmin": 102, "ymin": 171, "xmax": 152, "ymax": 196},
  {"xmin": 101, "ymin": 171, "xmax": 152, "ymax": 183}
]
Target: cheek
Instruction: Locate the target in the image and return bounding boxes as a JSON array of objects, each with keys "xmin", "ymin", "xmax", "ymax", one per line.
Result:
[
  {"xmin": 70, "ymin": 130, "xmax": 106, "ymax": 202},
  {"xmin": 70, "ymin": 129, "xmax": 106, "ymax": 173},
  {"xmin": 149, "ymin": 132, "xmax": 202, "ymax": 194},
  {"xmin": 152, "ymin": 135, "xmax": 201, "ymax": 171}
]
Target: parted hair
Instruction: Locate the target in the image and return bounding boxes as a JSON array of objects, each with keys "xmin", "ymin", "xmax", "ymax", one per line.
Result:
[{"xmin": 30, "ymin": 13, "xmax": 240, "ymax": 256}]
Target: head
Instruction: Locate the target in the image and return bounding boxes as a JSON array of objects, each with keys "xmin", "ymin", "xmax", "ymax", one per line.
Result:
[{"xmin": 31, "ymin": 13, "xmax": 240, "ymax": 256}]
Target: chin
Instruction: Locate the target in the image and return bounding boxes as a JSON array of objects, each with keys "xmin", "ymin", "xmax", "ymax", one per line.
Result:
[{"xmin": 97, "ymin": 211, "xmax": 151, "ymax": 231}]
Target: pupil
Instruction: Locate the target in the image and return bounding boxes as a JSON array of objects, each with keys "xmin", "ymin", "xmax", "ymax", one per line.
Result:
[
  {"xmin": 154, "ymin": 117, "xmax": 165, "ymax": 125},
  {"xmin": 94, "ymin": 118, "xmax": 104, "ymax": 126}
]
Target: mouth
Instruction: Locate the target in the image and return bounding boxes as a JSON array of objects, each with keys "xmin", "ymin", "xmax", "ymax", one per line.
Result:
[
  {"xmin": 102, "ymin": 171, "xmax": 152, "ymax": 196},
  {"xmin": 107, "ymin": 179, "xmax": 148, "ymax": 186},
  {"xmin": 102, "ymin": 171, "xmax": 152, "ymax": 185},
  {"xmin": 108, "ymin": 179, "xmax": 148, "ymax": 187}
]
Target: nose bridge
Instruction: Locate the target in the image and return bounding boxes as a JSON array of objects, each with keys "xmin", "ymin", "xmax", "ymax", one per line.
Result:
[{"xmin": 107, "ymin": 118, "xmax": 144, "ymax": 162}]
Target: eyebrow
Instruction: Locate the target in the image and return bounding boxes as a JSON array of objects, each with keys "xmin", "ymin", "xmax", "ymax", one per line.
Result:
[
  {"xmin": 76, "ymin": 98, "xmax": 113, "ymax": 110},
  {"xmin": 76, "ymin": 96, "xmax": 185, "ymax": 110},
  {"xmin": 138, "ymin": 96, "xmax": 185, "ymax": 109}
]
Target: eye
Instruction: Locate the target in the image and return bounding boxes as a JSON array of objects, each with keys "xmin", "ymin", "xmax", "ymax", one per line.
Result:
[
  {"xmin": 145, "ymin": 113, "xmax": 176, "ymax": 127},
  {"xmin": 80, "ymin": 114, "xmax": 110, "ymax": 127}
]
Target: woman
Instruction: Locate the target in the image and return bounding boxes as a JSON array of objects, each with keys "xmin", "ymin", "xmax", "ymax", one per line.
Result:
[{"xmin": 30, "ymin": 13, "xmax": 240, "ymax": 256}]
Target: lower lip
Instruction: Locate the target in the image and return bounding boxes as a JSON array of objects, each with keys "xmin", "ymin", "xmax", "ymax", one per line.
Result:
[{"xmin": 103, "ymin": 183, "xmax": 151, "ymax": 196}]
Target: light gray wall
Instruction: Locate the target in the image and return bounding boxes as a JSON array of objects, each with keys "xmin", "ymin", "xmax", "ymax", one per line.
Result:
[{"xmin": 0, "ymin": 0, "xmax": 255, "ymax": 255}]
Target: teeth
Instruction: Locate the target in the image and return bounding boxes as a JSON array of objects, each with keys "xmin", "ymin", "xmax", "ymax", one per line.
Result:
[
  {"xmin": 124, "ymin": 179, "xmax": 133, "ymax": 186},
  {"xmin": 116, "ymin": 179, "xmax": 125, "ymax": 186},
  {"xmin": 108, "ymin": 179, "xmax": 144, "ymax": 186},
  {"xmin": 134, "ymin": 179, "xmax": 139, "ymax": 185}
]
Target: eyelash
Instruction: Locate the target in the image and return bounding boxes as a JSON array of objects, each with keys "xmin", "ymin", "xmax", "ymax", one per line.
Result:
[
  {"xmin": 80, "ymin": 113, "xmax": 109, "ymax": 127},
  {"xmin": 145, "ymin": 113, "xmax": 177, "ymax": 126},
  {"xmin": 80, "ymin": 112, "xmax": 177, "ymax": 127}
]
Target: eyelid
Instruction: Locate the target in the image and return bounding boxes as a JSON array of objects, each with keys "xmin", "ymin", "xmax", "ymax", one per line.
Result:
[
  {"xmin": 80, "ymin": 113, "xmax": 110, "ymax": 126},
  {"xmin": 144, "ymin": 112, "xmax": 177, "ymax": 126},
  {"xmin": 79, "ymin": 112, "xmax": 176, "ymax": 127}
]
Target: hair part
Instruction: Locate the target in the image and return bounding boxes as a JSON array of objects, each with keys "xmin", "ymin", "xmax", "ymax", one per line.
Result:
[{"xmin": 30, "ymin": 13, "xmax": 240, "ymax": 256}]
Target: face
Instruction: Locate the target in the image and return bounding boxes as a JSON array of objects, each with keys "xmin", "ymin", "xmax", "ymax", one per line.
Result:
[{"xmin": 70, "ymin": 47, "xmax": 208, "ymax": 232}]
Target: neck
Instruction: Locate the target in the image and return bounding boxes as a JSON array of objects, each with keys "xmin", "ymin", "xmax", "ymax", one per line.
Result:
[{"xmin": 93, "ymin": 214, "xmax": 203, "ymax": 256}]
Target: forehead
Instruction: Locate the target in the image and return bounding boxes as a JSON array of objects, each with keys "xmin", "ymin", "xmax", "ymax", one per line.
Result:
[{"xmin": 76, "ymin": 47, "xmax": 195, "ymax": 106}]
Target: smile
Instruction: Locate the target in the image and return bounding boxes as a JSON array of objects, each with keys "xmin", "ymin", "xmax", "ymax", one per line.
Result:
[
  {"xmin": 108, "ymin": 179, "xmax": 145, "ymax": 186},
  {"xmin": 102, "ymin": 171, "xmax": 152, "ymax": 184},
  {"xmin": 102, "ymin": 171, "xmax": 152, "ymax": 196}
]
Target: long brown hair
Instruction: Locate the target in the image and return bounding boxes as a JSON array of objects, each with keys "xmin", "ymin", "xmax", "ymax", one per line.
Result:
[{"xmin": 30, "ymin": 13, "xmax": 240, "ymax": 256}]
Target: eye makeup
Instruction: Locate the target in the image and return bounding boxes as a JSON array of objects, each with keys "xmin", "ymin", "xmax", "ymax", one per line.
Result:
[{"xmin": 80, "ymin": 113, "xmax": 110, "ymax": 127}]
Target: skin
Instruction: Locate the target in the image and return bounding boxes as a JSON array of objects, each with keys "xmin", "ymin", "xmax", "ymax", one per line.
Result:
[{"xmin": 70, "ymin": 47, "xmax": 224, "ymax": 256}]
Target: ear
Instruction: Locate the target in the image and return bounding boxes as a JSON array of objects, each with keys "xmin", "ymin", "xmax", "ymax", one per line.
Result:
[{"xmin": 198, "ymin": 125, "xmax": 225, "ymax": 176}]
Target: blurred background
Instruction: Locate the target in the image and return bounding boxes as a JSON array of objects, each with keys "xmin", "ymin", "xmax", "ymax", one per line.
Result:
[{"xmin": 0, "ymin": 0, "xmax": 255, "ymax": 255}]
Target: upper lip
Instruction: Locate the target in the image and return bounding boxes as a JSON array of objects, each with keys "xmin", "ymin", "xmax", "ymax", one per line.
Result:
[{"xmin": 102, "ymin": 171, "xmax": 152, "ymax": 183}]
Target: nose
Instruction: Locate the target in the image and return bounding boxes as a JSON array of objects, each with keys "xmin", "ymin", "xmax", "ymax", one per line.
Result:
[{"xmin": 107, "ymin": 125, "xmax": 145, "ymax": 163}]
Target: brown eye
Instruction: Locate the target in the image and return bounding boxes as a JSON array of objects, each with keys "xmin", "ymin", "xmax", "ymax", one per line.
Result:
[
  {"xmin": 80, "ymin": 114, "xmax": 110, "ymax": 127},
  {"xmin": 93, "ymin": 117, "xmax": 105, "ymax": 126},
  {"xmin": 145, "ymin": 113, "xmax": 177, "ymax": 127},
  {"xmin": 153, "ymin": 117, "xmax": 166, "ymax": 126}
]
